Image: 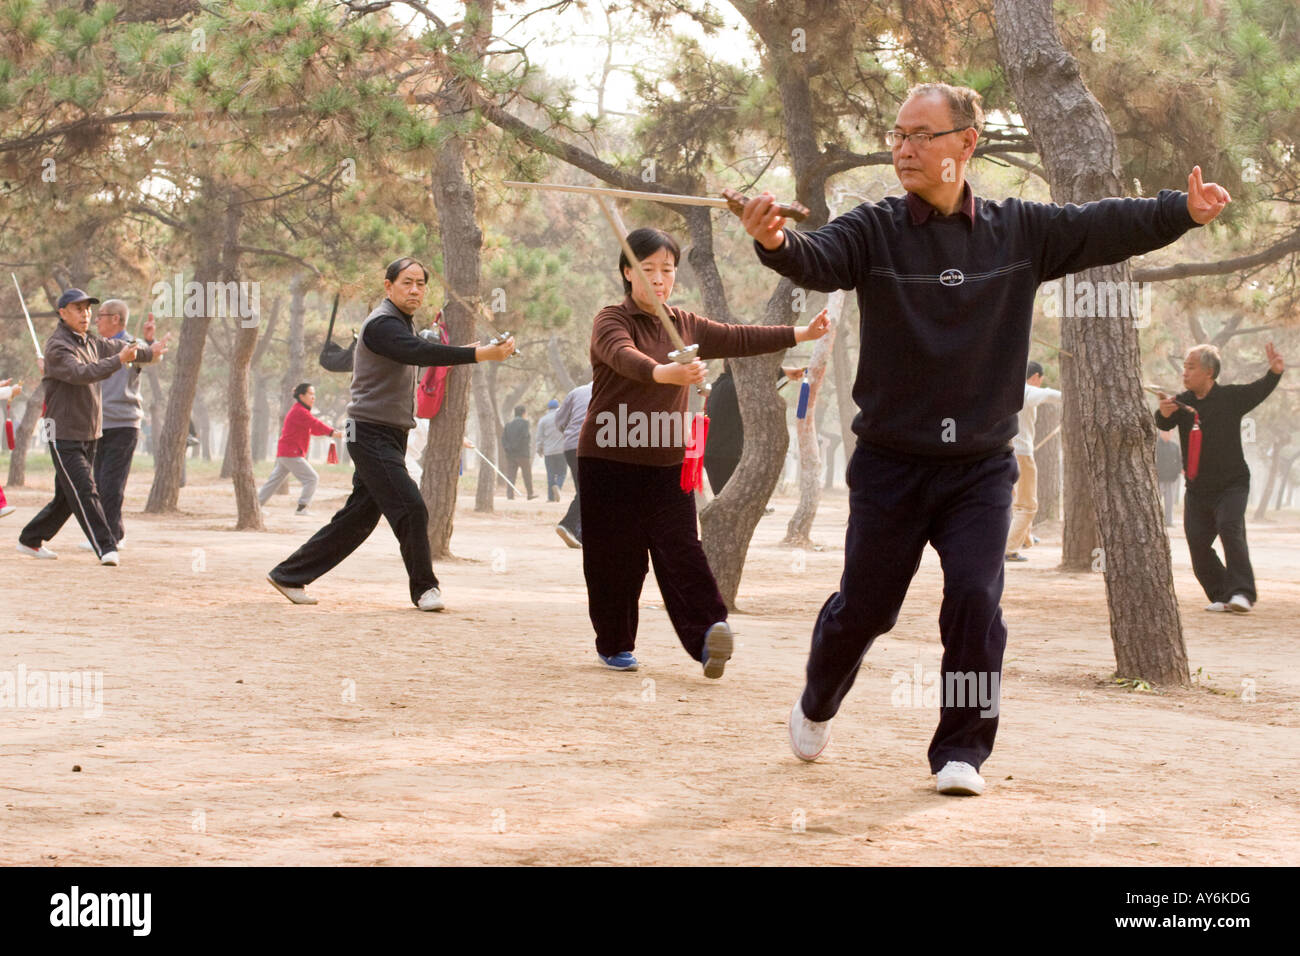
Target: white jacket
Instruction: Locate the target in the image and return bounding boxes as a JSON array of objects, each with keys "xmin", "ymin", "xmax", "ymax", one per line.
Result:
[{"xmin": 1013, "ymin": 383, "xmax": 1061, "ymax": 456}]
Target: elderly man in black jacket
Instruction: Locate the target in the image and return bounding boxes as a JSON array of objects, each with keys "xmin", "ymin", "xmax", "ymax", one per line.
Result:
[{"xmin": 18, "ymin": 289, "xmax": 165, "ymax": 565}]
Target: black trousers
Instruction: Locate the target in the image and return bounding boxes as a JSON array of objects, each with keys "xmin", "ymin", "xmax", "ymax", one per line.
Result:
[
  {"xmin": 578, "ymin": 456, "xmax": 727, "ymax": 659},
  {"xmin": 703, "ymin": 455, "xmax": 739, "ymax": 496},
  {"xmin": 504, "ymin": 454, "xmax": 534, "ymax": 498},
  {"xmin": 20, "ymin": 439, "xmax": 116, "ymax": 557},
  {"xmin": 560, "ymin": 449, "xmax": 582, "ymax": 537},
  {"xmin": 1183, "ymin": 482, "xmax": 1255, "ymax": 603},
  {"xmin": 803, "ymin": 443, "xmax": 1017, "ymax": 774},
  {"xmin": 94, "ymin": 426, "xmax": 139, "ymax": 542},
  {"xmin": 270, "ymin": 421, "xmax": 436, "ymax": 605}
]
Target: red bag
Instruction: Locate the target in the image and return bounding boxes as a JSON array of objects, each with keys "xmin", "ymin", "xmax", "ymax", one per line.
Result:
[
  {"xmin": 680, "ymin": 413, "xmax": 710, "ymax": 492},
  {"xmin": 416, "ymin": 313, "xmax": 450, "ymax": 419},
  {"xmin": 4, "ymin": 403, "xmax": 13, "ymax": 451},
  {"xmin": 416, "ymin": 366, "xmax": 449, "ymax": 419},
  {"xmin": 1186, "ymin": 412, "xmax": 1202, "ymax": 482},
  {"xmin": 326, "ymin": 441, "xmax": 339, "ymax": 465}
]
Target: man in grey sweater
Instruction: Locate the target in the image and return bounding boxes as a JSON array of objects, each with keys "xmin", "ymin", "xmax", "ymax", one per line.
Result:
[
  {"xmin": 267, "ymin": 258, "xmax": 515, "ymax": 610},
  {"xmin": 82, "ymin": 300, "xmax": 158, "ymax": 548}
]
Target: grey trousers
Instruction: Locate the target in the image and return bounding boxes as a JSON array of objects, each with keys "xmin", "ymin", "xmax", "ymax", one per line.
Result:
[{"xmin": 258, "ymin": 456, "xmax": 319, "ymax": 507}]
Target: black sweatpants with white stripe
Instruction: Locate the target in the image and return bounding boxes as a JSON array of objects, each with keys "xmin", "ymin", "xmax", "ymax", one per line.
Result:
[{"xmin": 19, "ymin": 439, "xmax": 116, "ymax": 557}]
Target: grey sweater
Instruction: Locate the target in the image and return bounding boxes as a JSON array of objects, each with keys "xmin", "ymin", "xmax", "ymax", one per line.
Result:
[
  {"xmin": 346, "ymin": 298, "xmax": 477, "ymax": 430},
  {"xmin": 100, "ymin": 331, "xmax": 147, "ymax": 430}
]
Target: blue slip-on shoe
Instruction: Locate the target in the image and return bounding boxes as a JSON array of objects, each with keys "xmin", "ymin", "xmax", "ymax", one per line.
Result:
[{"xmin": 598, "ymin": 651, "xmax": 639, "ymax": 671}]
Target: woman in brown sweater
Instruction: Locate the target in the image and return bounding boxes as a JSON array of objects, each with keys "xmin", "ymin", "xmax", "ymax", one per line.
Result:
[{"xmin": 578, "ymin": 227, "xmax": 829, "ymax": 675}]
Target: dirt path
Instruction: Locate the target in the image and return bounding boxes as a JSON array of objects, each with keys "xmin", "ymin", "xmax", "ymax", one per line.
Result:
[{"xmin": 2, "ymin": 467, "xmax": 1297, "ymax": 865}]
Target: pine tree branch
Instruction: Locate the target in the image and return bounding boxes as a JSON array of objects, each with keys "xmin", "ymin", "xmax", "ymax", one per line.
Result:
[{"xmin": 1133, "ymin": 223, "xmax": 1300, "ymax": 282}]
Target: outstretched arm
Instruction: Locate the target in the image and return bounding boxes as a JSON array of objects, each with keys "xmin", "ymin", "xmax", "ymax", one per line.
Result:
[
  {"xmin": 742, "ymin": 193, "xmax": 870, "ymax": 293},
  {"xmin": 1035, "ymin": 167, "xmax": 1230, "ymax": 282},
  {"xmin": 1233, "ymin": 343, "xmax": 1284, "ymax": 413}
]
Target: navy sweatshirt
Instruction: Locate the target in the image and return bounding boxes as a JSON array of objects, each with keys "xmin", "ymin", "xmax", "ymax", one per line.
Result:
[
  {"xmin": 1154, "ymin": 370, "xmax": 1281, "ymax": 491},
  {"xmin": 756, "ymin": 187, "xmax": 1199, "ymax": 460}
]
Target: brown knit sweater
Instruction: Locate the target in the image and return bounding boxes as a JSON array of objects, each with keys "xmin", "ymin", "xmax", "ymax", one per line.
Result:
[{"xmin": 578, "ymin": 296, "xmax": 797, "ymax": 466}]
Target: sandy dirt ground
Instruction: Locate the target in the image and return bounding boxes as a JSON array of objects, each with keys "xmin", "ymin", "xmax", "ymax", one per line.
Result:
[{"xmin": 1, "ymin": 462, "xmax": 1297, "ymax": 866}]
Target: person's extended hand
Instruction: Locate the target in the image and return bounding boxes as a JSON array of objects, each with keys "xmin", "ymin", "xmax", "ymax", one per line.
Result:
[
  {"xmin": 1266, "ymin": 342, "xmax": 1284, "ymax": 375},
  {"xmin": 1187, "ymin": 165, "xmax": 1231, "ymax": 225},
  {"xmin": 794, "ymin": 308, "xmax": 831, "ymax": 343},
  {"xmin": 476, "ymin": 335, "xmax": 516, "ymax": 362},
  {"xmin": 1157, "ymin": 392, "xmax": 1179, "ymax": 418}
]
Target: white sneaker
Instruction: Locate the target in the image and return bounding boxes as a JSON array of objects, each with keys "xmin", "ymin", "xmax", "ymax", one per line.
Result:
[
  {"xmin": 417, "ymin": 587, "xmax": 445, "ymax": 611},
  {"xmin": 555, "ymin": 524, "xmax": 581, "ymax": 549},
  {"xmin": 702, "ymin": 621, "xmax": 733, "ymax": 679},
  {"xmin": 78, "ymin": 540, "xmax": 95, "ymax": 551},
  {"xmin": 1205, "ymin": 602, "xmax": 1229, "ymax": 612},
  {"xmin": 16, "ymin": 542, "xmax": 57, "ymax": 559},
  {"xmin": 0, "ymin": 505, "xmax": 15, "ymax": 518},
  {"xmin": 267, "ymin": 574, "xmax": 318, "ymax": 605},
  {"xmin": 788, "ymin": 697, "xmax": 831, "ymax": 762},
  {"xmin": 936, "ymin": 760, "xmax": 985, "ymax": 796},
  {"xmin": 100, "ymin": 551, "xmax": 119, "ymax": 567},
  {"xmin": 1227, "ymin": 594, "xmax": 1253, "ymax": 613}
]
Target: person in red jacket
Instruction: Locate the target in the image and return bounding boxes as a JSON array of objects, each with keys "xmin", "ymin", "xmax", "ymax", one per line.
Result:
[
  {"xmin": 0, "ymin": 378, "xmax": 22, "ymax": 518},
  {"xmin": 258, "ymin": 383, "xmax": 341, "ymax": 516}
]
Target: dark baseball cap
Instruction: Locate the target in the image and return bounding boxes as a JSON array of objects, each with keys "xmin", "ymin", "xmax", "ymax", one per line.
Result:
[{"xmin": 56, "ymin": 288, "xmax": 100, "ymax": 309}]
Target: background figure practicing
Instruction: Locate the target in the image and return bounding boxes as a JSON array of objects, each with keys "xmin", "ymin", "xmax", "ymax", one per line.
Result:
[
  {"xmin": 703, "ymin": 361, "xmax": 804, "ymax": 496},
  {"xmin": 554, "ymin": 380, "xmax": 591, "ymax": 548},
  {"xmin": 267, "ymin": 258, "xmax": 515, "ymax": 610},
  {"xmin": 536, "ymin": 398, "xmax": 567, "ymax": 501},
  {"xmin": 1156, "ymin": 429, "xmax": 1183, "ymax": 527},
  {"xmin": 1005, "ymin": 361, "xmax": 1060, "ymax": 563},
  {"xmin": 18, "ymin": 289, "xmax": 164, "ymax": 564},
  {"xmin": 84, "ymin": 301, "xmax": 158, "ymax": 549},
  {"xmin": 1156, "ymin": 342, "xmax": 1284, "ymax": 613},
  {"xmin": 0, "ymin": 378, "xmax": 23, "ymax": 518},
  {"xmin": 501, "ymin": 405, "xmax": 536, "ymax": 500},
  {"xmin": 259, "ymin": 382, "xmax": 341, "ymax": 516}
]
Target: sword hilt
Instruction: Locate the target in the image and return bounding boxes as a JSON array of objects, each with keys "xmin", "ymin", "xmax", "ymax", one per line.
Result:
[
  {"xmin": 721, "ymin": 188, "xmax": 810, "ymax": 222},
  {"xmin": 669, "ymin": 344, "xmax": 709, "ymax": 396},
  {"xmin": 488, "ymin": 330, "xmax": 521, "ymax": 357}
]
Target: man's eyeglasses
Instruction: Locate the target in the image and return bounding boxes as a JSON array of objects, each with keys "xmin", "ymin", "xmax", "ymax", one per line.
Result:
[{"xmin": 885, "ymin": 126, "xmax": 972, "ymax": 149}]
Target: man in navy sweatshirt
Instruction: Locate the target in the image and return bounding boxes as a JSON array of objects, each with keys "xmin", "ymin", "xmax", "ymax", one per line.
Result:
[{"xmin": 742, "ymin": 82, "xmax": 1231, "ymax": 796}]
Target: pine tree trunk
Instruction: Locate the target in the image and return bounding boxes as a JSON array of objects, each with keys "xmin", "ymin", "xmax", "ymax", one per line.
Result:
[
  {"xmin": 1037, "ymin": 400, "xmax": 1061, "ymax": 520},
  {"xmin": 193, "ymin": 391, "xmax": 212, "ymax": 461},
  {"xmin": 1252, "ymin": 439, "xmax": 1283, "ymax": 521},
  {"xmin": 472, "ymin": 363, "xmax": 497, "ymax": 512},
  {"xmin": 699, "ymin": 282, "xmax": 796, "ymax": 610},
  {"xmin": 144, "ymin": 193, "xmax": 219, "ymax": 513},
  {"xmin": 5, "ymin": 382, "xmax": 44, "ymax": 487},
  {"xmin": 1060, "ymin": 323, "xmax": 1099, "ymax": 568},
  {"xmin": 228, "ymin": 316, "xmax": 262, "ymax": 530},
  {"xmin": 280, "ymin": 274, "xmax": 306, "ymax": 418},
  {"xmin": 251, "ymin": 373, "xmax": 269, "ymax": 463},
  {"xmin": 831, "ymin": 315, "xmax": 857, "ymax": 478},
  {"xmin": 996, "ymin": 0, "xmax": 1189, "ymax": 686},
  {"xmin": 423, "ymin": 124, "xmax": 484, "ymax": 559},
  {"xmin": 783, "ymin": 291, "xmax": 842, "ymax": 546}
]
